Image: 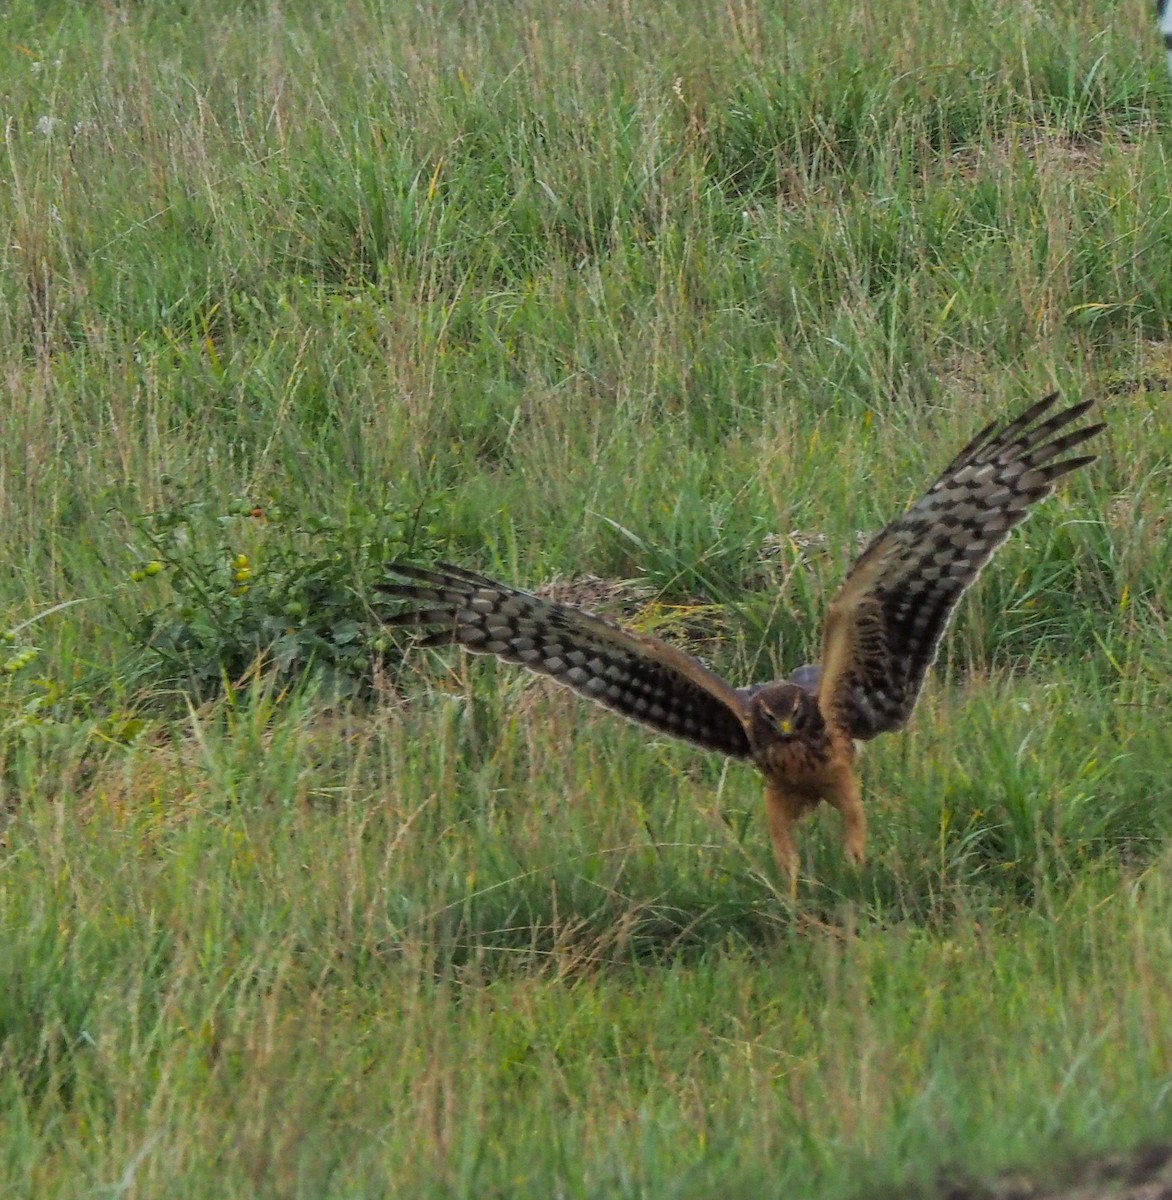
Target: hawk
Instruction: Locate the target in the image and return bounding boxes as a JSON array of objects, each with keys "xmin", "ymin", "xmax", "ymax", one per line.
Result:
[{"xmin": 382, "ymin": 395, "xmax": 1102, "ymax": 886}]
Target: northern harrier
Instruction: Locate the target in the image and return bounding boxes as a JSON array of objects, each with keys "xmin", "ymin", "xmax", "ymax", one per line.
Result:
[{"xmin": 382, "ymin": 395, "xmax": 1102, "ymax": 885}]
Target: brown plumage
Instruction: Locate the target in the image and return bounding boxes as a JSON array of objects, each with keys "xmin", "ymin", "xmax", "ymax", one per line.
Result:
[{"xmin": 382, "ymin": 394, "xmax": 1103, "ymax": 886}]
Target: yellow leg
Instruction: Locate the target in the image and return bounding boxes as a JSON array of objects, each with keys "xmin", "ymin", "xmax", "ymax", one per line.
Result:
[
  {"xmin": 763, "ymin": 782, "xmax": 802, "ymax": 897},
  {"xmin": 826, "ymin": 767, "xmax": 866, "ymax": 867}
]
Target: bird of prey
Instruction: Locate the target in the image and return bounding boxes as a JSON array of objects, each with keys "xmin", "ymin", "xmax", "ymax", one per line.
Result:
[{"xmin": 382, "ymin": 395, "xmax": 1102, "ymax": 887}]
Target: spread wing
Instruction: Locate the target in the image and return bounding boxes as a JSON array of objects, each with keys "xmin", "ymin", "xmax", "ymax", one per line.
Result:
[
  {"xmin": 817, "ymin": 393, "xmax": 1104, "ymax": 740},
  {"xmin": 381, "ymin": 563, "xmax": 753, "ymax": 758}
]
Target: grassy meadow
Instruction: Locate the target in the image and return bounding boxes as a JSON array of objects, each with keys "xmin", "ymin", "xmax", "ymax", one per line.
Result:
[{"xmin": 3, "ymin": 0, "xmax": 1172, "ymax": 1195}]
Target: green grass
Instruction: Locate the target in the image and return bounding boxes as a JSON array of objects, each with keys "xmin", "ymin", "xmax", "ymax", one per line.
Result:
[{"xmin": 2, "ymin": 0, "xmax": 1172, "ymax": 1195}]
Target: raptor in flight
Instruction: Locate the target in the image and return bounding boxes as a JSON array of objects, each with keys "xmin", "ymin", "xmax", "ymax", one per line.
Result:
[{"xmin": 382, "ymin": 395, "xmax": 1102, "ymax": 885}]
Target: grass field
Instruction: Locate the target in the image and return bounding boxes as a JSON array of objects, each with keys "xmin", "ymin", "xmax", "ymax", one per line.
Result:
[{"xmin": 2, "ymin": 0, "xmax": 1172, "ymax": 1195}]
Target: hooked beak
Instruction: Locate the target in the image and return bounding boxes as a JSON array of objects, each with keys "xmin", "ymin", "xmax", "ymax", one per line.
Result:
[{"xmin": 778, "ymin": 717, "xmax": 793, "ymax": 736}]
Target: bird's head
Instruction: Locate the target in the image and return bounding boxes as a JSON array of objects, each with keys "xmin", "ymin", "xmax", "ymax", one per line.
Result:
[{"xmin": 748, "ymin": 682, "xmax": 817, "ymax": 747}]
